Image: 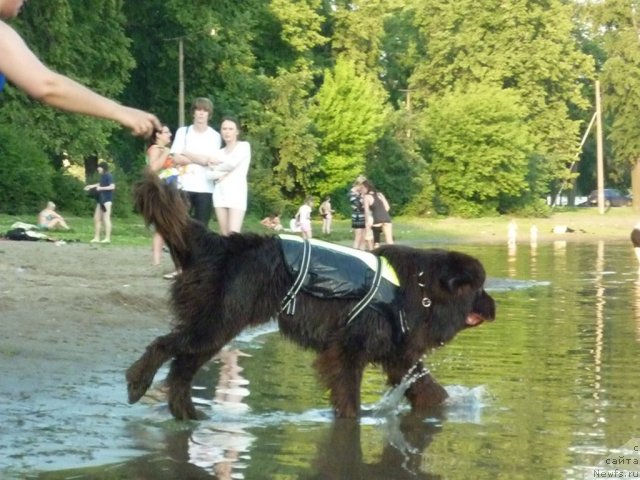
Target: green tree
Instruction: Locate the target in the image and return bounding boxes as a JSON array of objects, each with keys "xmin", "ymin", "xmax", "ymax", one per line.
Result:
[
  {"xmin": 329, "ymin": 0, "xmax": 389, "ymax": 72},
  {"xmin": 379, "ymin": 5, "xmax": 422, "ymax": 109},
  {"xmin": 261, "ymin": 70, "xmax": 320, "ymax": 196},
  {"xmin": 364, "ymin": 100, "xmax": 427, "ymax": 215},
  {"xmin": 0, "ymin": 124, "xmax": 54, "ymax": 214},
  {"xmin": 409, "ymin": 0, "xmax": 594, "ymax": 204},
  {"xmin": 586, "ymin": 0, "xmax": 640, "ymax": 206},
  {"xmin": 310, "ymin": 57, "xmax": 389, "ymax": 195},
  {"xmin": 415, "ymin": 85, "xmax": 533, "ymax": 217},
  {"xmin": 252, "ymin": 0, "xmax": 328, "ymax": 199}
]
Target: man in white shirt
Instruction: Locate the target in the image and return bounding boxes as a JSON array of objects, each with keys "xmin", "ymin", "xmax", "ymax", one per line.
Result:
[{"xmin": 170, "ymin": 97, "xmax": 221, "ymax": 227}]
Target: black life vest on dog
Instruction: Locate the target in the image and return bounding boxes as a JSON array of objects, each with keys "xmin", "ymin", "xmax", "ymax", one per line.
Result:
[{"xmin": 278, "ymin": 234, "xmax": 405, "ymax": 328}]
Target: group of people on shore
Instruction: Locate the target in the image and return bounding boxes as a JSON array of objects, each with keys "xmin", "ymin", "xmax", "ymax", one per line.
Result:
[
  {"xmin": 2, "ymin": 1, "xmax": 393, "ymax": 265},
  {"xmin": 259, "ymin": 178, "xmax": 393, "ymax": 250},
  {"xmin": 349, "ymin": 176, "xmax": 393, "ymax": 250},
  {"xmin": 146, "ymin": 97, "xmax": 251, "ymax": 277},
  {"xmin": 32, "ymin": 161, "xmax": 113, "ymax": 241}
]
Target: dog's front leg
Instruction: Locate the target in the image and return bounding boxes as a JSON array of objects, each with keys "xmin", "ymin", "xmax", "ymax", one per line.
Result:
[
  {"xmin": 126, "ymin": 333, "xmax": 180, "ymax": 404},
  {"xmin": 384, "ymin": 360, "xmax": 448, "ymax": 411},
  {"xmin": 166, "ymin": 352, "xmax": 213, "ymax": 420},
  {"xmin": 404, "ymin": 365, "xmax": 449, "ymax": 410}
]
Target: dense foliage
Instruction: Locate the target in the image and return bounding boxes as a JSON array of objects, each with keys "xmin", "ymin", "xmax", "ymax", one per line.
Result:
[{"xmin": 1, "ymin": 0, "xmax": 636, "ymax": 217}]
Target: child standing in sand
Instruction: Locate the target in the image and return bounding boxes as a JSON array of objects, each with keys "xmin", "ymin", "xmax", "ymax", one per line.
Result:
[{"xmin": 295, "ymin": 196, "xmax": 314, "ymax": 239}]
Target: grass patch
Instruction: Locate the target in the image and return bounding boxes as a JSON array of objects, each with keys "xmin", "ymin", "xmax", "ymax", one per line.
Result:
[{"xmin": 0, "ymin": 205, "xmax": 637, "ymax": 246}]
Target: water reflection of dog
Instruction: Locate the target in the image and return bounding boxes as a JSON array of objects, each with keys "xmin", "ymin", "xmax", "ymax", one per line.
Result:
[{"xmin": 311, "ymin": 414, "xmax": 443, "ymax": 479}]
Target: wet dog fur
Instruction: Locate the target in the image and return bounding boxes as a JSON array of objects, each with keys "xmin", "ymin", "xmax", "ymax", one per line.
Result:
[{"xmin": 126, "ymin": 171, "xmax": 496, "ymax": 420}]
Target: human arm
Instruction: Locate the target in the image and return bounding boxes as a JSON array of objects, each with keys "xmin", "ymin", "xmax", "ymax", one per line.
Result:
[
  {"xmin": 208, "ymin": 142, "xmax": 251, "ymax": 171},
  {"xmin": 260, "ymin": 217, "xmax": 273, "ymax": 228},
  {"xmin": 379, "ymin": 193, "xmax": 390, "ymax": 212},
  {"xmin": 0, "ymin": 22, "xmax": 160, "ymax": 136},
  {"xmin": 169, "ymin": 127, "xmax": 190, "ymax": 166},
  {"xmin": 84, "ymin": 182, "xmax": 114, "ymax": 191},
  {"xmin": 97, "ymin": 182, "xmax": 115, "ymax": 192},
  {"xmin": 181, "ymin": 151, "xmax": 210, "ymax": 166},
  {"xmin": 364, "ymin": 194, "xmax": 373, "ymax": 228},
  {"xmin": 147, "ymin": 145, "xmax": 171, "ymax": 172}
]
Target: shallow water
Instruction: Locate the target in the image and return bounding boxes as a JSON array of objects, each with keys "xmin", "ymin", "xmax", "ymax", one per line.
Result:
[{"xmin": 3, "ymin": 240, "xmax": 640, "ymax": 479}]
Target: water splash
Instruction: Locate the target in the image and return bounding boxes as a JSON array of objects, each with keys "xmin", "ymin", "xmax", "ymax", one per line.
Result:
[{"xmin": 371, "ymin": 363, "xmax": 429, "ymax": 417}]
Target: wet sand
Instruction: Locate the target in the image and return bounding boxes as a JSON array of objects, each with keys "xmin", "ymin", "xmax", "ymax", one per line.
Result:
[{"xmin": 0, "ymin": 240, "xmax": 174, "ymax": 475}]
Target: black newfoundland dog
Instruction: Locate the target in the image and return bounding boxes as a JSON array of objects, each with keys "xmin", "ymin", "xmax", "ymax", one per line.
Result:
[{"xmin": 126, "ymin": 172, "xmax": 496, "ymax": 420}]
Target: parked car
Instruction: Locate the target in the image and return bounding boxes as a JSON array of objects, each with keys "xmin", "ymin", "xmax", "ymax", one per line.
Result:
[{"xmin": 586, "ymin": 189, "xmax": 632, "ymax": 207}]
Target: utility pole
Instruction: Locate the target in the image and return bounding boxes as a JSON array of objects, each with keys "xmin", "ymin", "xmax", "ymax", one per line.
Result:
[
  {"xmin": 166, "ymin": 28, "xmax": 216, "ymax": 128},
  {"xmin": 399, "ymin": 88, "xmax": 415, "ymax": 138},
  {"xmin": 595, "ymin": 79, "xmax": 605, "ymax": 214},
  {"xmin": 178, "ymin": 37, "xmax": 185, "ymax": 127}
]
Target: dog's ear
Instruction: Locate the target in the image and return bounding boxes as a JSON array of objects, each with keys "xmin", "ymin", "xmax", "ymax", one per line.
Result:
[{"xmin": 440, "ymin": 253, "xmax": 486, "ymax": 294}]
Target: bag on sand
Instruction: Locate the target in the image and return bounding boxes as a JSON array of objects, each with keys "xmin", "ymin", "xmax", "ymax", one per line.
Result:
[{"xmin": 5, "ymin": 227, "xmax": 38, "ymax": 241}]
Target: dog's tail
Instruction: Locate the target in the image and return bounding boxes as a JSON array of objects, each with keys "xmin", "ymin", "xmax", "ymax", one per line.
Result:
[{"xmin": 134, "ymin": 169, "xmax": 189, "ymax": 258}]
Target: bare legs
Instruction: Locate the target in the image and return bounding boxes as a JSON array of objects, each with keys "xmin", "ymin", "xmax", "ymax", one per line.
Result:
[
  {"xmin": 152, "ymin": 232, "xmax": 164, "ymax": 265},
  {"xmin": 215, "ymin": 207, "xmax": 246, "ymax": 236},
  {"xmin": 47, "ymin": 217, "xmax": 70, "ymax": 230},
  {"xmin": 322, "ymin": 216, "xmax": 332, "ymax": 235},
  {"xmin": 382, "ymin": 222, "xmax": 394, "ymax": 245},
  {"xmin": 91, "ymin": 201, "xmax": 112, "ymax": 243},
  {"xmin": 352, "ymin": 228, "xmax": 365, "ymax": 250}
]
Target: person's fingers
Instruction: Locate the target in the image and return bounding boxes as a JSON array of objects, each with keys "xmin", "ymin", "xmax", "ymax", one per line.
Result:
[
  {"xmin": 147, "ymin": 113, "xmax": 162, "ymax": 132},
  {"xmin": 133, "ymin": 114, "xmax": 160, "ymax": 137},
  {"xmin": 123, "ymin": 108, "xmax": 161, "ymax": 137}
]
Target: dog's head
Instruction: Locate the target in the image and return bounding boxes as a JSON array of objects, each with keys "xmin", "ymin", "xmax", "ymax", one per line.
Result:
[{"xmin": 378, "ymin": 246, "xmax": 496, "ymax": 347}]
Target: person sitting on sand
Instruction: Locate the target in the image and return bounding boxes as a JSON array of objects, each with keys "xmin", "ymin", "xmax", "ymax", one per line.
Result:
[
  {"xmin": 37, "ymin": 201, "xmax": 69, "ymax": 230},
  {"xmin": 260, "ymin": 213, "xmax": 283, "ymax": 231}
]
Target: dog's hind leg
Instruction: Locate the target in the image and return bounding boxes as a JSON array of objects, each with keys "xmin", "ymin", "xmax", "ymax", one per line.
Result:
[
  {"xmin": 314, "ymin": 344, "xmax": 366, "ymax": 418},
  {"xmin": 126, "ymin": 332, "xmax": 184, "ymax": 404},
  {"xmin": 165, "ymin": 352, "xmax": 213, "ymax": 420}
]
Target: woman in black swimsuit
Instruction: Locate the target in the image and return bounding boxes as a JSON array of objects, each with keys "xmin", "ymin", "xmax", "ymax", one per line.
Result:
[{"xmin": 359, "ymin": 179, "xmax": 394, "ymax": 248}]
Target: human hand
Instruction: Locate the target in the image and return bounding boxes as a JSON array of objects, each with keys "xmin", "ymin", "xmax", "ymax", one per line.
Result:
[{"xmin": 117, "ymin": 106, "xmax": 161, "ymax": 137}]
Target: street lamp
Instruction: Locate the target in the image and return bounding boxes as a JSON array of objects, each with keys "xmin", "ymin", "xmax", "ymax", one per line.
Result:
[{"xmin": 172, "ymin": 28, "xmax": 217, "ymax": 127}]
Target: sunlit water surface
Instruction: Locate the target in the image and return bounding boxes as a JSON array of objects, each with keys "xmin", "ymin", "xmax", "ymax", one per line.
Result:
[{"xmin": 3, "ymin": 240, "xmax": 640, "ymax": 479}]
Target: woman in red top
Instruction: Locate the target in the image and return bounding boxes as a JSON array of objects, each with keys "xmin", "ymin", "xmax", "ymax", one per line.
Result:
[{"xmin": 147, "ymin": 125, "xmax": 173, "ymax": 267}]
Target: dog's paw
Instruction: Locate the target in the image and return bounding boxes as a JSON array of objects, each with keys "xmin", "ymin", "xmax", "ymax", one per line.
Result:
[
  {"xmin": 125, "ymin": 364, "xmax": 154, "ymax": 404},
  {"xmin": 168, "ymin": 400, "xmax": 205, "ymax": 421},
  {"xmin": 406, "ymin": 373, "xmax": 449, "ymax": 410},
  {"xmin": 167, "ymin": 387, "xmax": 207, "ymax": 421}
]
